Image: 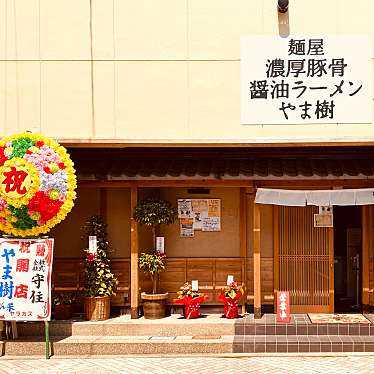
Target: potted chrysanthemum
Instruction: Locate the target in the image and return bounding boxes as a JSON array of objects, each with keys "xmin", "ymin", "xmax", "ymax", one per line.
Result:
[
  {"xmin": 173, "ymin": 282, "xmax": 208, "ymax": 319},
  {"xmin": 218, "ymin": 281, "xmax": 244, "ymax": 319},
  {"xmin": 82, "ymin": 215, "xmax": 118, "ymax": 321}
]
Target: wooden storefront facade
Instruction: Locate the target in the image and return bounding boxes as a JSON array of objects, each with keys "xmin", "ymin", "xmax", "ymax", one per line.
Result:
[{"xmin": 50, "ymin": 147, "xmax": 374, "ymax": 318}]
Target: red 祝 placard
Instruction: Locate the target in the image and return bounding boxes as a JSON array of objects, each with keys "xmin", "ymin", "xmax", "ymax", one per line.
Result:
[
  {"xmin": 0, "ymin": 238, "xmax": 54, "ymax": 321},
  {"xmin": 276, "ymin": 291, "xmax": 290, "ymax": 323}
]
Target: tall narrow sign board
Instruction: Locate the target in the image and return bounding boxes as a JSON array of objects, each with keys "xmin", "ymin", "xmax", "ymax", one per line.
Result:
[{"xmin": 0, "ymin": 238, "xmax": 54, "ymax": 321}]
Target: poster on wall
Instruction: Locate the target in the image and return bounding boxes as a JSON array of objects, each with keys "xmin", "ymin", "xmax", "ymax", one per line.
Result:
[
  {"xmin": 177, "ymin": 199, "xmax": 221, "ymax": 235},
  {"xmin": 191, "ymin": 199, "xmax": 208, "ymax": 230},
  {"xmin": 241, "ymin": 35, "xmax": 372, "ymax": 124},
  {"xmin": 202, "ymin": 199, "xmax": 221, "ymax": 231},
  {"xmin": 0, "ymin": 238, "xmax": 54, "ymax": 321},
  {"xmin": 180, "ymin": 218, "xmax": 194, "ymax": 237},
  {"xmin": 178, "ymin": 199, "xmax": 193, "ymax": 219}
]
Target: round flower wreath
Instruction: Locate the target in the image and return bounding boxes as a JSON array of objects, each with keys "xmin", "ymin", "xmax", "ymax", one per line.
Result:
[{"xmin": 0, "ymin": 132, "xmax": 77, "ymax": 237}]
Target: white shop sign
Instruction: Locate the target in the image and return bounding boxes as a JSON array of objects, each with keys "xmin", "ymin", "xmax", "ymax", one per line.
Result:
[
  {"xmin": 241, "ymin": 35, "xmax": 372, "ymax": 124},
  {"xmin": 0, "ymin": 238, "xmax": 54, "ymax": 321}
]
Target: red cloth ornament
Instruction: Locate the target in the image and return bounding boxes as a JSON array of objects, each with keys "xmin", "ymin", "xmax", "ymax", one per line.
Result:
[
  {"xmin": 218, "ymin": 291, "xmax": 242, "ymax": 319},
  {"xmin": 86, "ymin": 253, "xmax": 97, "ymax": 262},
  {"xmin": 173, "ymin": 295, "xmax": 208, "ymax": 319}
]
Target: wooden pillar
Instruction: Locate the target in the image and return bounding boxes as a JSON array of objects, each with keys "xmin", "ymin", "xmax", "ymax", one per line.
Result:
[
  {"xmin": 239, "ymin": 188, "xmax": 248, "ymax": 315},
  {"xmin": 253, "ymin": 201, "xmax": 261, "ymax": 319},
  {"xmin": 130, "ymin": 183, "xmax": 139, "ymax": 319},
  {"xmin": 362, "ymin": 206, "xmax": 370, "ymax": 309}
]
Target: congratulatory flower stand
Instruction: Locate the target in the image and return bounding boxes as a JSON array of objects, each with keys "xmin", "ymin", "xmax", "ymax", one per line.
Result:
[
  {"xmin": 0, "ymin": 132, "xmax": 77, "ymax": 359},
  {"xmin": 82, "ymin": 215, "xmax": 118, "ymax": 321}
]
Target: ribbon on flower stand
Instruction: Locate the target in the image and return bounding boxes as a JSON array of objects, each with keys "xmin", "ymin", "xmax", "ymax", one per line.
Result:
[{"xmin": 173, "ymin": 295, "xmax": 209, "ymax": 319}]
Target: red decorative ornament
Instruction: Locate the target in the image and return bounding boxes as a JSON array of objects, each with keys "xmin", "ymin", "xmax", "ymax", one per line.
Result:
[
  {"xmin": 218, "ymin": 290, "xmax": 242, "ymax": 319},
  {"xmin": 173, "ymin": 295, "xmax": 209, "ymax": 319},
  {"xmin": 27, "ymin": 191, "xmax": 63, "ymax": 222},
  {"xmin": 86, "ymin": 253, "xmax": 97, "ymax": 262},
  {"xmin": 0, "ymin": 146, "xmax": 8, "ymax": 167}
]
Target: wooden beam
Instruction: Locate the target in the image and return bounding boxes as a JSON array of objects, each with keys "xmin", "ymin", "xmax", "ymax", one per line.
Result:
[
  {"xmin": 362, "ymin": 206, "xmax": 370, "ymax": 308},
  {"xmin": 239, "ymin": 188, "xmax": 248, "ymax": 315},
  {"xmin": 253, "ymin": 201, "xmax": 261, "ymax": 319},
  {"xmin": 130, "ymin": 183, "xmax": 139, "ymax": 319},
  {"xmin": 79, "ymin": 178, "xmax": 374, "ymax": 189},
  {"xmin": 78, "ymin": 180, "xmax": 254, "ymax": 188},
  {"xmin": 255, "ymin": 180, "xmax": 374, "ymax": 188},
  {"xmin": 62, "ymin": 139, "xmax": 374, "ymax": 148}
]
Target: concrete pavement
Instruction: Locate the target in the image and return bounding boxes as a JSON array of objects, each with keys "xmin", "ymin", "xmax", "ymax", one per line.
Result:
[{"xmin": 0, "ymin": 355, "xmax": 374, "ymax": 374}]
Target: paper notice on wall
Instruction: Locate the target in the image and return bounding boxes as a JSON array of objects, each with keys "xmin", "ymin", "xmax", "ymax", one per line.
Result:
[
  {"xmin": 202, "ymin": 217, "xmax": 221, "ymax": 232},
  {"xmin": 314, "ymin": 213, "xmax": 333, "ymax": 228},
  {"xmin": 180, "ymin": 218, "xmax": 194, "ymax": 237},
  {"xmin": 191, "ymin": 199, "xmax": 208, "ymax": 230},
  {"xmin": 208, "ymin": 199, "xmax": 220, "ymax": 217},
  {"xmin": 202, "ymin": 199, "xmax": 221, "ymax": 231},
  {"xmin": 178, "ymin": 199, "xmax": 193, "ymax": 218}
]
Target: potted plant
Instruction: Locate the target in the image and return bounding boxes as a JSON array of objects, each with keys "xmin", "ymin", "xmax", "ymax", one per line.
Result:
[
  {"xmin": 138, "ymin": 250, "xmax": 168, "ymax": 319},
  {"xmin": 53, "ymin": 293, "xmax": 75, "ymax": 320},
  {"xmin": 173, "ymin": 282, "xmax": 208, "ymax": 319},
  {"xmin": 218, "ymin": 281, "xmax": 244, "ymax": 319},
  {"xmin": 82, "ymin": 215, "xmax": 118, "ymax": 321},
  {"xmin": 133, "ymin": 198, "xmax": 177, "ymax": 319}
]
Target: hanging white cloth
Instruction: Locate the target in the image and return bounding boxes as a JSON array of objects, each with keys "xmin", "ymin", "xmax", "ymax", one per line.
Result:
[{"xmin": 255, "ymin": 188, "xmax": 374, "ymax": 206}]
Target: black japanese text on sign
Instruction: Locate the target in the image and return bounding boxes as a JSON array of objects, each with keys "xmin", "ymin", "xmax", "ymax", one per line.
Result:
[
  {"xmin": 240, "ymin": 36, "xmax": 372, "ymax": 125},
  {"xmin": 0, "ymin": 239, "xmax": 54, "ymax": 321}
]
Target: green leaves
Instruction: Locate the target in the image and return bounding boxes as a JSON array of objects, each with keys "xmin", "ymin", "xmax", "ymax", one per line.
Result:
[
  {"xmin": 138, "ymin": 252, "xmax": 166, "ymax": 275},
  {"xmin": 82, "ymin": 215, "xmax": 118, "ymax": 297},
  {"xmin": 133, "ymin": 199, "xmax": 177, "ymax": 227},
  {"xmin": 9, "ymin": 205, "xmax": 37, "ymax": 230},
  {"xmin": 9, "ymin": 137, "xmax": 35, "ymax": 158}
]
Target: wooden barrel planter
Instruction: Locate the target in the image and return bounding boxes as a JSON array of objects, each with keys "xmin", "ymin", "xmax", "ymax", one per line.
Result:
[
  {"xmin": 84, "ymin": 296, "xmax": 111, "ymax": 321},
  {"xmin": 141, "ymin": 292, "xmax": 168, "ymax": 319}
]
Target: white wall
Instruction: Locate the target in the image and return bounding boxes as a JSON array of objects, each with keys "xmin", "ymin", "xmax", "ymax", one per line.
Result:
[{"xmin": 0, "ymin": 0, "xmax": 373, "ymax": 144}]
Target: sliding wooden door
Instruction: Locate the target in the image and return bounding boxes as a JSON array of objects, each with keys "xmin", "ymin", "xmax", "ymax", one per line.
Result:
[{"xmin": 274, "ymin": 206, "xmax": 334, "ymax": 313}]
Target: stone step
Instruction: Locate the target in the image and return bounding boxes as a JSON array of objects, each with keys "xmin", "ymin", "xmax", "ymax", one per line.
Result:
[
  {"xmin": 16, "ymin": 320, "xmax": 374, "ymax": 337},
  {"xmin": 2, "ymin": 335, "xmax": 233, "ymax": 356},
  {"xmin": 2, "ymin": 335, "xmax": 374, "ymax": 356},
  {"xmin": 16, "ymin": 318, "xmax": 237, "ymax": 337}
]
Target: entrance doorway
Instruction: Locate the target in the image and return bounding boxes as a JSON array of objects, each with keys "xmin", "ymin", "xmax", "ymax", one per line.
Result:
[{"xmin": 334, "ymin": 206, "xmax": 362, "ymax": 313}]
